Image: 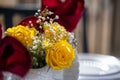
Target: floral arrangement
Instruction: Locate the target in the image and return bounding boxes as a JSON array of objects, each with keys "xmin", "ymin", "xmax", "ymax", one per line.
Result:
[
  {"xmin": 0, "ymin": 0, "xmax": 84, "ymax": 79},
  {"xmin": 5, "ymin": 8, "xmax": 76, "ymax": 70},
  {"xmin": 0, "ymin": 8, "xmax": 77, "ymax": 79}
]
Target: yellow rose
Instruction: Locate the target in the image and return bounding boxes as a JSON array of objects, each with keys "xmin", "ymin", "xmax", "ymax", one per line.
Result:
[
  {"xmin": 46, "ymin": 40, "xmax": 75, "ymax": 70},
  {"xmin": 6, "ymin": 25, "xmax": 36, "ymax": 47}
]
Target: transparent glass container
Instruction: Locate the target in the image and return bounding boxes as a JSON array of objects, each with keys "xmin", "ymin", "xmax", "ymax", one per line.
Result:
[
  {"xmin": 3, "ymin": 56, "xmax": 79, "ymax": 80},
  {"xmin": 3, "ymin": 66, "xmax": 63, "ymax": 80},
  {"xmin": 2, "ymin": 49, "xmax": 79, "ymax": 80}
]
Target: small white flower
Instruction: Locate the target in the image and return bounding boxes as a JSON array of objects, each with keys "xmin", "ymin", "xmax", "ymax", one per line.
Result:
[
  {"xmin": 42, "ymin": 17, "xmax": 45, "ymax": 21},
  {"xmin": 32, "ymin": 45, "xmax": 38, "ymax": 50},
  {"xmin": 49, "ymin": 11, "xmax": 54, "ymax": 15},
  {"xmin": 30, "ymin": 24, "xmax": 33, "ymax": 27},
  {"xmin": 47, "ymin": 16, "xmax": 50, "ymax": 19},
  {"xmin": 38, "ymin": 16, "xmax": 42, "ymax": 19},
  {"xmin": 35, "ymin": 12, "xmax": 38, "ymax": 16},
  {"xmin": 44, "ymin": 21, "xmax": 48, "ymax": 25},
  {"xmin": 37, "ymin": 9, "xmax": 41, "ymax": 12},
  {"xmin": 55, "ymin": 15, "xmax": 59, "ymax": 19},
  {"xmin": 29, "ymin": 21, "xmax": 32, "ymax": 23},
  {"xmin": 60, "ymin": 0, "xmax": 66, "ymax": 3},
  {"xmin": 39, "ymin": 26, "xmax": 42, "ymax": 29},
  {"xmin": 33, "ymin": 40, "xmax": 39, "ymax": 44}
]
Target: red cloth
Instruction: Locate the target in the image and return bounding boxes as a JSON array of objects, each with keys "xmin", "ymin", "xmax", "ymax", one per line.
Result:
[
  {"xmin": 19, "ymin": 16, "xmax": 38, "ymax": 28},
  {"xmin": 0, "ymin": 24, "xmax": 2, "ymax": 41},
  {"xmin": 0, "ymin": 36, "xmax": 31, "ymax": 78},
  {"xmin": 41, "ymin": 0, "xmax": 84, "ymax": 32},
  {"xmin": 20, "ymin": 0, "xmax": 84, "ymax": 32},
  {"xmin": 0, "ymin": 72, "xmax": 3, "ymax": 80}
]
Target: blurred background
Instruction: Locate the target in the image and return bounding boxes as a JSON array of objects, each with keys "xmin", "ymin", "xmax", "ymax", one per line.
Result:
[{"xmin": 0, "ymin": 0, "xmax": 120, "ymax": 57}]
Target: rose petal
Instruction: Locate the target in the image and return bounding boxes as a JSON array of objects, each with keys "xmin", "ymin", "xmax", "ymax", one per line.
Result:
[{"xmin": 0, "ymin": 36, "xmax": 31, "ymax": 77}]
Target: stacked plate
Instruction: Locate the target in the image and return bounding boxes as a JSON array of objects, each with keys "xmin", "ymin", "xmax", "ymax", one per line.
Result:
[{"xmin": 78, "ymin": 54, "xmax": 120, "ymax": 80}]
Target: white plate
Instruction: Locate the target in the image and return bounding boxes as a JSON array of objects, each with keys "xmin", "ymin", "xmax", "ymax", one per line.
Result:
[{"xmin": 78, "ymin": 54, "xmax": 120, "ymax": 80}]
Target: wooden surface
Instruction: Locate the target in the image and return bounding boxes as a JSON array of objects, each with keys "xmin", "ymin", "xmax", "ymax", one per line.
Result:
[{"xmin": 111, "ymin": 0, "xmax": 120, "ymax": 57}]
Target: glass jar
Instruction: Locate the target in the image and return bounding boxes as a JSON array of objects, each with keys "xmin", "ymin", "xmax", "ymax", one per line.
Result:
[{"xmin": 3, "ymin": 66, "xmax": 63, "ymax": 80}]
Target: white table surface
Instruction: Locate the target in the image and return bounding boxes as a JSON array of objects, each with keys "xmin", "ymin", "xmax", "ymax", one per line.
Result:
[{"xmin": 77, "ymin": 54, "xmax": 120, "ymax": 80}]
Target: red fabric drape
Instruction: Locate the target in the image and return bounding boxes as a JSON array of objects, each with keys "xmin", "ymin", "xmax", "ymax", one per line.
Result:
[
  {"xmin": 20, "ymin": 0, "xmax": 84, "ymax": 32},
  {"xmin": 0, "ymin": 24, "xmax": 2, "ymax": 41},
  {"xmin": 0, "ymin": 36, "xmax": 31, "ymax": 78},
  {"xmin": 41, "ymin": 0, "xmax": 84, "ymax": 32},
  {"xmin": 0, "ymin": 19, "xmax": 31, "ymax": 79}
]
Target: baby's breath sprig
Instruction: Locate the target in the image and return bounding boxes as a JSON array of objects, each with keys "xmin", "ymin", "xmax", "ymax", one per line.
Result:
[
  {"xmin": 35, "ymin": 8, "xmax": 59, "ymax": 29},
  {"xmin": 35, "ymin": 8, "xmax": 54, "ymax": 24},
  {"xmin": 29, "ymin": 36, "xmax": 46, "ymax": 68}
]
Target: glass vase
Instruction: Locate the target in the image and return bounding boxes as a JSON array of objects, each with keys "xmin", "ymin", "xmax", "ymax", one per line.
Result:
[
  {"xmin": 3, "ymin": 66, "xmax": 63, "ymax": 80},
  {"xmin": 3, "ymin": 52, "xmax": 79, "ymax": 80}
]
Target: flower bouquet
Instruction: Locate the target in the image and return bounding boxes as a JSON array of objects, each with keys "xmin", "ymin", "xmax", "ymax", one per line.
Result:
[
  {"xmin": 0, "ymin": 8, "xmax": 76, "ymax": 80},
  {"xmin": 0, "ymin": 0, "xmax": 84, "ymax": 80}
]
